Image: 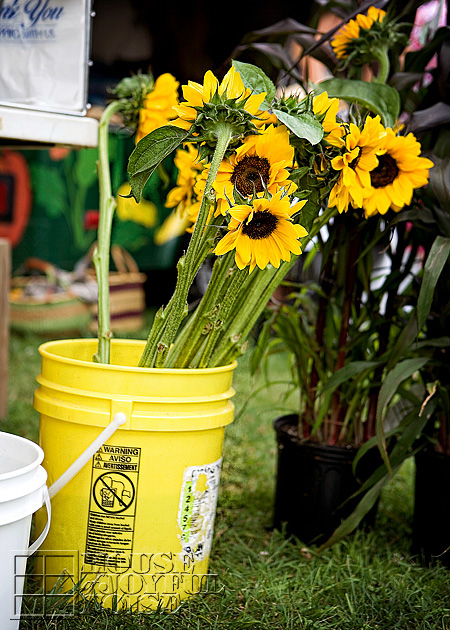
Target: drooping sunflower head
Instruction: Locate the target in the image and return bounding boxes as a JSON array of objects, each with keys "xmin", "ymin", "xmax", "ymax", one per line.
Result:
[
  {"xmin": 171, "ymin": 66, "xmax": 267, "ymax": 153},
  {"xmin": 214, "ymin": 190, "xmax": 307, "ymax": 273},
  {"xmin": 135, "ymin": 73, "xmax": 180, "ymax": 143},
  {"xmin": 331, "ymin": 6, "xmax": 405, "ymax": 67},
  {"xmin": 331, "ymin": 7, "xmax": 386, "ymax": 60},
  {"xmin": 110, "ymin": 72, "xmax": 167, "ymax": 133},
  {"xmin": 108, "ymin": 71, "xmax": 179, "ymax": 144},
  {"xmin": 362, "ymin": 128, "xmax": 434, "ymax": 217}
]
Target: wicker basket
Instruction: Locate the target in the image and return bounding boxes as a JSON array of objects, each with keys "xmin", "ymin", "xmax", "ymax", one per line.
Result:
[
  {"xmin": 9, "ymin": 258, "xmax": 92, "ymax": 335},
  {"xmin": 88, "ymin": 245, "xmax": 147, "ymax": 333}
]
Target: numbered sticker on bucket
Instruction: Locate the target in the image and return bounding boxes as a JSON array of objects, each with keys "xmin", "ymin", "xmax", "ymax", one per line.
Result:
[
  {"xmin": 177, "ymin": 458, "xmax": 222, "ymax": 562},
  {"xmin": 85, "ymin": 445, "xmax": 141, "ymax": 567}
]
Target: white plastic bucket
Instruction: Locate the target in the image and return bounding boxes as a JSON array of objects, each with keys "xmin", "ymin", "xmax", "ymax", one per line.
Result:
[{"xmin": 0, "ymin": 431, "xmax": 51, "ymax": 630}]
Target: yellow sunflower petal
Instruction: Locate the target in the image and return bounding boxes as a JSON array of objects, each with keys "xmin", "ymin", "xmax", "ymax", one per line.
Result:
[
  {"xmin": 214, "ymin": 230, "xmax": 239, "ymax": 256},
  {"xmin": 203, "ymin": 71, "xmax": 219, "ymax": 102}
]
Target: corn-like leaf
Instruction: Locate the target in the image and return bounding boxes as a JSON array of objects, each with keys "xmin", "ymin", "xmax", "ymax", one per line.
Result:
[
  {"xmin": 250, "ymin": 313, "xmax": 275, "ymax": 375},
  {"xmin": 376, "ymin": 357, "xmax": 429, "ymax": 471},
  {"xmin": 322, "ymin": 361, "xmax": 381, "ymax": 393},
  {"xmin": 417, "ymin": 235, "xmax": 450, "ymax": 331}
]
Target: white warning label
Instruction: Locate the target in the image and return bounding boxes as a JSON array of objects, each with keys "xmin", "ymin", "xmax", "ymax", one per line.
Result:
[
  {"xmin": 85, "ymin": 445, "xmax": 140, "ymax": 566},
  {"xmin": 177, "ymin": 458, "xmax": 222, "ymax": 562}
]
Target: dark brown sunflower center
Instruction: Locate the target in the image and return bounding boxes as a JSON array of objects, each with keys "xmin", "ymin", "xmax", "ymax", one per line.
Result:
[
  {"xmin": 370, "ymin": 154, "xmax": 399, "ymax": 188},
  {"xmin": 231, "ymin": 156, "xmax": 271, "ymax": 196},
  {"xmin": 242, "ymin": 210, "xmax": 278, "ymax": 240}
]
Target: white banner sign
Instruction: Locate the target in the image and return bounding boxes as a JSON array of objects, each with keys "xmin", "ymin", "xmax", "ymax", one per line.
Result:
[{"xmin": 0, "ymin": 0, "xmax": 91, "ymax": 114}]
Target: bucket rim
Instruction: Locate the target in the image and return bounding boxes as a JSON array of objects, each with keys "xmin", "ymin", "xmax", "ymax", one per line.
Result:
[
  {"xmin": 38, "ymin": 338, "xmax": 238, "ymax": 374},
  {"xmin": 0, "ymin": 431, "xmax": 44, "ymax": 481},
  {"xmin": 0, "ymin": 465, "xmax": 47, "ymax": 505}
]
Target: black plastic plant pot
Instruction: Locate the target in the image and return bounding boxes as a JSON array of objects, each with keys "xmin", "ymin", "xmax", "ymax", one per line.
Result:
[
  {"xmin": 273, "ymin": 414, "xmax": 378, "ymax": 546},
  {"xmin": 413, "ymin": 449, "xmax": 450, "ymax": 567}
]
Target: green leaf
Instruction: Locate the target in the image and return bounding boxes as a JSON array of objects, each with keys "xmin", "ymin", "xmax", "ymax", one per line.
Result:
[
  {"xmin": 377, "ymin": 358, "xmax": 429, "ymax": 425},
  {"xmin": 417, "ymin": 235, "xmax": 450, "ymax": 331},
  {"xmin": 315, "ymin": 79, "xmax": 401, "ymax": 128},
  {"xmin": 429, "ymin": 157, "xmax": 450, "ymax": 209},
  {"xmin": 298, "ymin": 194, "xmax": 321, "ymax": 233},
  {"xmin": 29, "ymin": 163, "xmax": 66, "ymax": 217},
  {"xmin": 289, "ymin": 166, "xmax": 311, "ymax": 180},
  {"xmin": 232, "ymin": 60, "xmax": 276, "ymax": 110},
  {"xmin": 272, "ymin": 109, "xmax": 324, "ymax": 145},
  {"xmin": 376, "ymin": 357, "xmax": 429, "ymax": 471},
  {"xmin": 386, "ymin": 314, "xmax": 418, "ymax": 370},
  {"xmin": 127, "ymin": 126, "xmax": 189, "ymax": 202},
  {"xmin": 73, "ymin": 148, "xmax": 98, "ymax": 188},
  {"xmin": 250, "ymin": 313, "xmax": 275, "ymax": 375},
  {"xmin": 318, "ymin": 391, "xmax": 437, "ymax": 551},
  {"xmin": 322, "ymin": 361, "xmax": 381, "ymax": 392},
  {"xmin": 415, "ymin": 336, "xmax": 450, "ymax": 349},
  {"xmin": 386, "ymin": 236, "xmax": 450, "ymax": 369},
  {"xmin": 318, "ymin": 478, "xmax": 386, "ymax": 551}
]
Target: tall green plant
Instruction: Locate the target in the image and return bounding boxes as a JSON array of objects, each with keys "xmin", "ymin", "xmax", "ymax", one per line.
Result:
[{"xmin": 246, "ymin": 0, "xmax": 450, "ymax": 547}]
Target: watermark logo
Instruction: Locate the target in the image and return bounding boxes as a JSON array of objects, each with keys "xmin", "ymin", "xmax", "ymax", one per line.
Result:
[{"xmin": 17, "ymin": 551, "xmax": 224, "ymax": 616}]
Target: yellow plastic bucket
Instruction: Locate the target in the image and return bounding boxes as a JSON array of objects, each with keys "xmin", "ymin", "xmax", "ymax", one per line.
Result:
[{"xmin": 33, "ymin": 338, "xmax": 236, "ymax": 612}]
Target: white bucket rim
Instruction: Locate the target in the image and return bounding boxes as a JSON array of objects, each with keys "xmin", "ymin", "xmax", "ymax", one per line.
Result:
[
  {"xmin": 0, "ymin": 431, "xmax": 44, "ymax": 481},
  {"xmin": 0, "ymin": 467, "xmax": 47, "ymax": 525},
  {"xmin": 0, "ymin": 466, "xmax": 48, "ymax": 506}
]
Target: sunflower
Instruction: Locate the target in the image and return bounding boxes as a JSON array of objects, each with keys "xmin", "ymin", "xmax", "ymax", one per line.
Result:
[
  {"xmin": 200, "ymin": 124, "xmax": 296, "ymax": 215},
  {"xmin": 253, "ymin": 109, "xmax": 279, "ymax": 128},
  {"xmin": 362, "ymin": 129, "xmax": 434, "ymax": 217},
  {"xmin": 172, "ymin": 66, "xmax": 266, "ymax": 131},
  {"xmin": 312, "ymin": 92, "xmax": 344, "ymax": 145},
  {"xmin": 135, "ymin": 73, "xmax": 180, "ymax": 143},
  {"xmin": 328, "ymin": 115, "xmax": 385, "ymax": 213},
  {"xmin": 214, "ymin": 191, "xmax": 307, "ymax": 273},
  {"xmin": 116, "ymin": 183, "xmax": 157, "ymax": 228},
  {"xmin": 331, "ymin": 6, "xmax": 387, "ymax": 60},
  {"xmin": 171, "ymin": 66, "xmax": 266, "ymax": 135},
  {"xmin": 165, "ymin": 143, "xmax": 204, "ymax": 216}
]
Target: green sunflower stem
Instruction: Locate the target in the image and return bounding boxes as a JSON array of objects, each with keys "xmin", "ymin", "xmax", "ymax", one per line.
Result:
[
  {"xmin": 197, "ymin": 260, "xmax": 248, "ymax": 367},
  {"xmin": 166, "ymin": 251, "xmax": 235, "ymax": 368},
  {"xmin": 196, "ymin": 262, "xmax": 249, "ymax": 368},
  {"xmin": 93, "ymin": 99, "xmax": 125, "ymax": 365},
  {"xmin": 138, "ymin": 213, "xmax": 218, "ymax": 369},
  {"xmin": 209, "ymin": 205, "xmax": 338, "ymax": 367},
  {"xmin": 191, "ymin": 123, "xmax": 233, "ymax": 243},
  {"xmin": 374, "ymin": 47, "xmax": 390, "ymax": 84},
  {"xmin": 138, "ymin": 122, "xmax": 234, "ymax": 368}
]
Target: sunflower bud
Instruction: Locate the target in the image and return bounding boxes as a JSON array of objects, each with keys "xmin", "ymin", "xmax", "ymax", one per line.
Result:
[{"xmin": 110, "ymin": 72, "xmax": 155, "ymax": 129}]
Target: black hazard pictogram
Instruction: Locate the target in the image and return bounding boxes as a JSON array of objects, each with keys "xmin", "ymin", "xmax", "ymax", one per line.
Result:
[{"xmin": 92, "ymin": 471, "xmax": 136, "ymax": 514}]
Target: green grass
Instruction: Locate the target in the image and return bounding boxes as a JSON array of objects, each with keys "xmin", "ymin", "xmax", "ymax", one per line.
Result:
[{"xmin": 3, "ymin": 328, "xmax": 450, "ymax": 629}]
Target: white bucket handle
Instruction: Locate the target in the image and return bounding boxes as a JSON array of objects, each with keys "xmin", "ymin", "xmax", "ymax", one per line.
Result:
[
  {"xmin": 48, "ymin": 412, "xmax": 127, "ymax": 499},
  {"xmin": 27, "ymin": 486, "xmax": 51, "ymax": 556}
]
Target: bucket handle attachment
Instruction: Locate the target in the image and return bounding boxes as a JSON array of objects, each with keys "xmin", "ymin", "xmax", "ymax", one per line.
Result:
[
  {"xmin": 48, "ymin": 413, "xmax": 127, "ymax": 500},
  {"xmin": 28, "ymin": 486, "xmax": 51, "ymax": 556}
]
